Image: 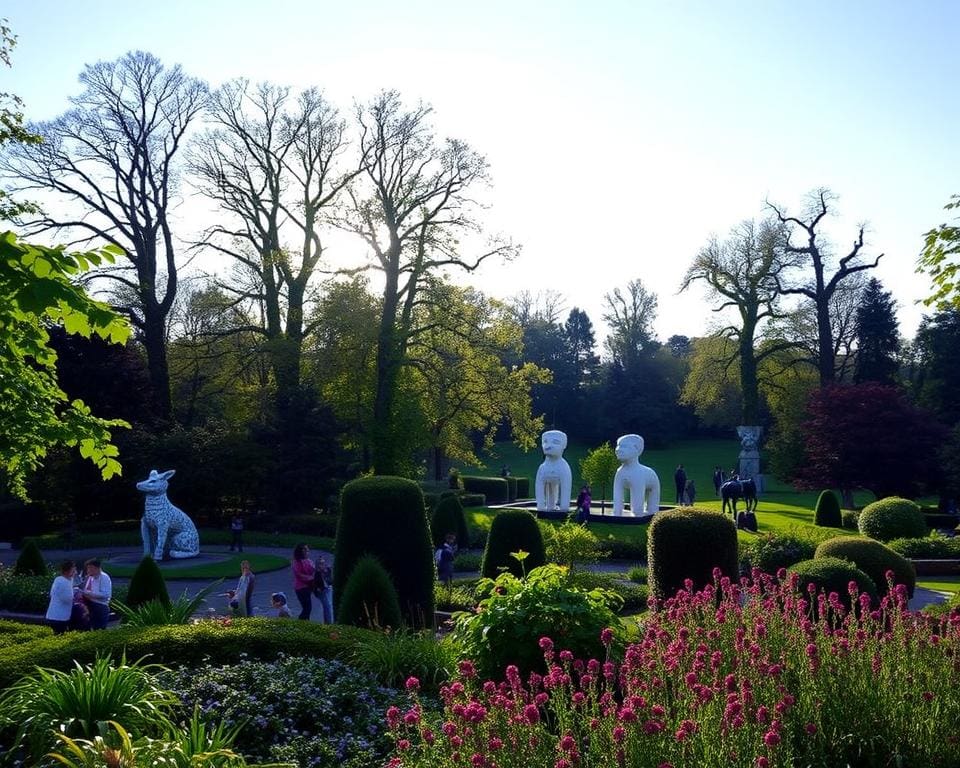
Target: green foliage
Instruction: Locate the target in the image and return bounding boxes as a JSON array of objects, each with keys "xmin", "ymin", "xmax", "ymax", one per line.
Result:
[
  {"xmin": 505, "ymin": 475, "xmax": 518, "ymax": 501},
  {"xmin": 579, "ymin": 445, "xmax": 619, "ymax": 508},
  {"xmin": 459, "ymin": 492, "xmax": 486, "ymax": 507},
  {"xmin": 514, "ymin": 476, "xmax": 530, "ymax": 498},
  {"xmin": 858, "ymin": 497, "xmax": 927, "ymax": 542},
  {"xmin": 163, "ymin": 655, "xmax": 405, "ymax": 768},
  {"xmin": 0, "ymin": 619, "xmax": 372, "ymax": 690},
  {"xmin": 887, "ymin": 534, "xmax": 960, "ymax": 559},
  {"xmin": 0, "ymin": 233, "xmax": 130, "ymax": 498},
  {"xmin": 627, "ymin": 565, "xmax": 647, "ymax": 583},
  {"xmin": 13, "ymin": 538, "xmax": 46, "ymax": 576},
  {"xmin": 918, "ymin": 194, "xmax": 960, "ymax": 310},
  {"xmin": 461, "ymin": 476, "xmax": 509, "ymax": 504},
  {"xmin": 788, "ymin": 556, "xmax": 878, "ymax": 609},
  {"xmin": 815, "ymin": 536, "xmax": 916, "ymax": 597},
  {"xmin": 350, "ymin": 630, "xmax": 456, "ymax": 692},
  {"xmin": 647, "ymin": 507, "xmax": 738, "ymax": 599},
  {"xmin": 338, "ymin": 554, "xmax": 403, "ymax": 630},
  {"xmin": 452, "ymin": 550, "xmax": 481, "ymax": 572},
  {"xmin": 842, "ymin": 509, "xmax": 860, "ymax": 530},
  {"xmin": 430, "ymin": 493, "xmax": 469, "ymax": 547},
  {"xmin": 481, "ymin": 510, "xmax": 546, "ymax": 578},
  {"xmin": 0, "ymin": 655, "xmax": 177, "ymax": 762},
  {"xmin": 125, "ymin": 555, "xmax": 170, "ymax": 608},
  {"xmin": 0, "ymin": 563, "xmax": 128, "ymax": 613},
  {"xmin": 113, "ymin": 583, "xmax": 219, "ymax": 627},
  {"xmin": 542, "ymin": 520, "xmax": 606, "ymax": 569},
  {"xmin": 746, "ymin": 532, "xmax": 817, "ymax": 574},
  {"xmin": 0, "ymin": 617, "xmax": 52, "ymax": 648},
  {"xmin": 567, "ymin": 570, "xmax": 649, "ymax": 613},
  {"xmin": 450, "ymin": 564, "xmax": 622, "ymax": 678},
  {"xmin": 334, "ymin": 476, "xmax": 435, "ymax": 627},
  {"xmin": 814, "ymin": 489, "xmax": 842, "ymax": 528},
  {"xmin": 434, "ymin": 581, "xmax": 476, "ymax": 612}
]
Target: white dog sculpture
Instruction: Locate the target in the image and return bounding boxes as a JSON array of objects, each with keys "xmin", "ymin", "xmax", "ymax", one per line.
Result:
[
  {"xmin": 612, "ymin": 434, "xmax": 661, "ymax": 516},
  {"xmin": 535, "ymin": 430, "xmax": 572, "ymax": 512},
  {"xmin": 136, "ymin": 469, "xmax": 200, "ymax": 560}
]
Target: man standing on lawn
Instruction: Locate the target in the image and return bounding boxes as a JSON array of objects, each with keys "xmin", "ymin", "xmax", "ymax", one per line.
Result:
[{"xmin": 674, "ymin": 465, "xmax": 687, "ymax": 506}]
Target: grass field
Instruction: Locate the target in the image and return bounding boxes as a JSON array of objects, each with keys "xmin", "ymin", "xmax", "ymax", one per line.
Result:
[
  {"xmin": 916, "ymin": 576, "xmax": 960, "ymax": 594},
  {"xmin": 102, "ymin": 552, "xmax": 289, "ymax": 579}
]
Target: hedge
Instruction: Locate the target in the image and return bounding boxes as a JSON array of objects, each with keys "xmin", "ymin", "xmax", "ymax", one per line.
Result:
[
  {"xmin": 338, "ymin": 555, "xmax": 403, "ymax": 630},
  {"xmin": 0, "ymin": 619, "xmax": 374, "ymax": 690},
  {"xmin": 505, "ymin": 476, "xmax": 518, "ymax": 502},
  {"xmin": 125, "ymin": 556, "xmax": 171, "ymax": 609},
  {"xmin": 0, "ymin": 619, "xmax": 52, "ymax": 649},
  {"xmin": 13, "ymin": 540, "xmax": 46, "ymax": 577},
  {"xmin": 858, "ymin": 497, "xmax": 927, "ymax": 542},
  {"xmin": 460, "ymin": 493, "xmax": 486, "ymax": 508},
  {"xmin": 515, "ymin": 477, "xmax": 531, "ymax": 499},
  {"xmin": 787, "ymin": 557, "xmax": 878, "ymax": 611},
  {"xmin": 746, "ymin": 532, "xmax": 817, "ymax": 575},
  {"xmin": 814, "ymin": 536, "xmax": 916, "ymax": 597},
  {"xmin": 813, "ymin": 490, "xmax": 842, "ymax": 528},
  {"xmin": 430, "ymin": 494, "xmax": 469, "ymax": 548},
  {"xmin": 648, "ymin": 508, "xmax": 738, "ymax": 600},
  {"xmin": 462, "ymin": 476, "xmax": 509, "ymax": 505},
  {"xmin": 887, "ymin": 536, "xmax": 960, "ymax": 559},
  {"xmin": 481, "ymin": 510, "xmax": 546, "ymax": 578}
]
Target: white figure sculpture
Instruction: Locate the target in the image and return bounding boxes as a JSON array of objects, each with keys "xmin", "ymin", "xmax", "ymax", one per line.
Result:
[
  {"xmin": 535, "ymin": 430, "xmax": 572, "ymax": 512},
  {"xmin": 136, "ymin": 469, "xmax": 200, "ymax": 560},
  {"xmin": 612, "ymin": 434, "xmax": 661, "ymax": 516}
]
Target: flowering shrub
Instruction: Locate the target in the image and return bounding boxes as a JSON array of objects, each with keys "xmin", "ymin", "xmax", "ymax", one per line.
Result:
[
  {"xmin": 164, "ymin": 655, "xmax": 409, "ymax": 768},
  {"xmin": 390, "ymin": 570, "xmax": 960, "ymax": 767},
  {"xmin": 451, "ymin": 564, "xmax": 622, "ymax": 678}
]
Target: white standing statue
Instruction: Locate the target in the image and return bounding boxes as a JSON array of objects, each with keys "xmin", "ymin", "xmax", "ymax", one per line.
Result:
[
  {"xmin": 612, "ymin": 434, "xmax": 661, "ymax": 516},
  {"xmin": 136, "ymin": 469, "xmax": 200, "ymax": 560},
  {"xmin": 535, "ymin": 430, "xmax": 572, "ymax": 512}
]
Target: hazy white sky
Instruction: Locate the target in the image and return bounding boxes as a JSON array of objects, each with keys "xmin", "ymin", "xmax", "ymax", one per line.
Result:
[{"xmin": 3, "ymin": 0, "xmax": 958, "ymax": 342}]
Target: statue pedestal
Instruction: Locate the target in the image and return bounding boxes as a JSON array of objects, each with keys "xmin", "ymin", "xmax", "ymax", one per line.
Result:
[{"xmin": 736, "ymin": 426, "xmax": 763, "ymax": 489}]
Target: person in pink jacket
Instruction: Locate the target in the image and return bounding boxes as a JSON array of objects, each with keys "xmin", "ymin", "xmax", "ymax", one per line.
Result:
[{"xmin": 291, "ymin": 543, "xmax": 316, "ymax": 620}]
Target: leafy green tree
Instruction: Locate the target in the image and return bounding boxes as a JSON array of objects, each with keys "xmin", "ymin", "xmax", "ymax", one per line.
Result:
[
  {"xmin": 579, "ymin": 444, "xmax": 619, "ymax": 512},
  {"xmin": 912, "ymin": 310, "xmax": 960, "ymax": 427},
  {"xmin": 918, "ymin": 194, "xmax": 960, "ymax": 310},
  {"xmin": 853, "ymin": 278, "xmax": 900, "ymax": 385},
  {"xmin": 0, "ymin": 20, "xmax": 40, "ymax": 220},
  {"xmin": 0, "ymin": 234, "xmax": 130, "ymax": 497}
]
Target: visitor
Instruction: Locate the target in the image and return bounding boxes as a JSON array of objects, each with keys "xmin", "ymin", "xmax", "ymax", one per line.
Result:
[
  {"xmin": 291, "ymin": 543, "xmax": 315, "ymax": 620},
  {"xmin": 228, "ymin": 560, "xmax": 255, "ymax": 616},
  {"xmin": 230, "ymin": 515, "xmax": 244, "ymax": 552},
  {"xmin": 712, "ymin": 466, "xmax": 724, "ymax": 496},
  {"xmin": 436, "ymin": 532, "xmax": 457, "ymax": 588},
  {"xmin": 674, "ymin": 464, "xmax": 687, "ymax": 505},
  {"xmin": 271, "ymin": 592, "xmax": 292, "ymax": 618},
  {"xmin": 45, "ymin": 560, "xmax": 77, "ymax": 635},
  {"xmin": 82, "ymin": 558, "xmax": 112, "ymax": 630},
  {"xmin": 685, "ymin": 479, "xmax": 697, "ymax": 506},
  {"xmin": 500, "ymin": 464, "xmax": 511, "ymax": 478},
  {"xmin": 576, "ymin": 484, "xmax": 592, "ymax": 522},
  {"xmin": 314, "ymin": 554, "xmax": 334, "ymax": 624}
]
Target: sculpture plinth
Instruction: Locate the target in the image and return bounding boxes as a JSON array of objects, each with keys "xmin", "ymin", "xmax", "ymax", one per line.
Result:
[{"xmin": 736, "ymin": 426, "xmax": 763, "ymax": 492}]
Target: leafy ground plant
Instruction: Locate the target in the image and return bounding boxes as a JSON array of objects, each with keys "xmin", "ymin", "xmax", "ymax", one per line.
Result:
[
  {"xmin": 112, "ymin": 581, "xmax": 221, "ymax": 626},
  {"xmin": 0, "ymin": 655, "xmax": 177, "ymax": 762}
]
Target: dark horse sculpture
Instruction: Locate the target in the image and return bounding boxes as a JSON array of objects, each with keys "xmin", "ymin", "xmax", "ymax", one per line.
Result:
[{"xmin": 721, "ymin": 478, "xmax": 757, "ymax": 518}]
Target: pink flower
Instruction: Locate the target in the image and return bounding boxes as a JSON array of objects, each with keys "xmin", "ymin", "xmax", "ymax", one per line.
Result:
[
  {"xmin": 386, "ymin": 706, "xmax": 401, "ymax": 728},
  {"xmin": 756, "ymin": 758, "xmax": 769, "ymax": 768},
  {"xmin": 488, "ymin": 737, "xmax": 503, "ymax": 751},
  {"xmin": 539, "ymin": 636, "xmax": 554, "ymax": 651},
  {"xmin": 442, "ymin": 721, "xmax": 458, "ymax": 737},
  {"xmin": 805, "ymin": 722, "xmax": 817, "ymax": 735},
  {"xmin": 560, "ymin": 734, "xmax": 576, "ymax": 751},
  {"xmin": 397, "ymin": 739, "xmax": 411, "ymax": 751},
  {"xmin": 763, "ymin": 731, "xmax": 781, "ymax": 747},
  {"xmin": 613, "ymin": 726, "xmax": 626, "ymax": 743},
  {"xmin": 405, "ymin": 676, "xmax": 420, "ymax": 691},
  {"xmin": 458, "ymin": 660, "xmax": 476, "ymax": 678},
  {"xmin": 601, "ymin": 627, "xmax": 615, "ymax": 645},
  {"xmin": 524, "ymin": 703, "xmax": 540, "ymax": 724}
]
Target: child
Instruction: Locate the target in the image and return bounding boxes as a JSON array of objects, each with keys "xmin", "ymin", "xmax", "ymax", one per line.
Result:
[
  {"xmin": 271, "ymin": 592, "xmax": 292, "ymax": 618},
  {"xmin": 435, "ymin": 532, "xmax": 457, "ymax": 588}
]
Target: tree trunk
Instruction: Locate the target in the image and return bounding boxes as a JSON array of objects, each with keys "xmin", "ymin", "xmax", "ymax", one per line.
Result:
[
  {"xmin": 817, "ymin": 300, "xmax": 835, "ymax": 385},
  {"xmin": 141, "ymin": 307, "xmax": 171, "ymax": 422},
  {"xmin": 372, "ymin": 250, "xmax": 402, "ymax": 475},
  {"xmin": 739, "ymin": 321, "xmax": 759, "ymax": 425}
]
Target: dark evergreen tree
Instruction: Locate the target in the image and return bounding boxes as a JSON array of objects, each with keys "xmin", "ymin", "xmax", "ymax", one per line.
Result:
[
  {"xmin": 912, "ymin": 310, "xmax": 960, "ymax": 427},
  {"xmin": 854, "ymin": 279, "xmax": 900, "ymax": 384}
]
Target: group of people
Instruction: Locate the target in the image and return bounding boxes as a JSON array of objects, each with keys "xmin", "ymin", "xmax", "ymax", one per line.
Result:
[
  {"xmin": 673, "ymin": 465, "xmax": 697, "ymax": 506},
  {"xmin": 290, "ymin": 543, "xmax": 334, "ymax": 622},
  {"xmin": 45, "ymin": 557, "xmax": 112, "ymax": 633}
]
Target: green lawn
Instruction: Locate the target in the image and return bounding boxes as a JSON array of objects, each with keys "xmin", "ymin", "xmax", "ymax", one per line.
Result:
[
  {"xmin": 103, "ymin": 552, "xmax": 289, "ymax": 579},
  {"xmin": 916, "ymin": 576, "xmax": 960, "ymax": 594}
]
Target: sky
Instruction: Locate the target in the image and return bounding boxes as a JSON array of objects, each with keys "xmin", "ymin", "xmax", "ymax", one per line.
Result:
[{"xmin": 2, "ymin": 0, "xmax": 958, "ymax": 343}]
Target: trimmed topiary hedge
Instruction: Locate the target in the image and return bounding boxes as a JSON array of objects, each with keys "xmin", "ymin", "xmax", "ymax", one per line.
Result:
[
  {"xmin": 13, "ymin": 540, "xmax": 46, "ymax": 577},
  {"xmin": 481, "ymin": 511, "xmax": 546, "ymax": 578},
  {"xmin": 787, "ymin": 557, "xmax": 878, "ymax": 610},
  {"xmin": 647, "ymin": 508, "xmax": 738, "ymax": 600},
  {"xmin": 0, "ymin": 619, "xmax": 374, "ymax": 689},
  {"xmin": 334, "ymin": 476, "xmax": 434, "ymax": 628},
  {"xmin": 505, "ymin": 476, "xmax": 518, "ymax": 502},
  {"xmin": 338, "ymin": 554, "xmax": 403, "ymax": 630},
  {"xmin": 841, "ymin": 510, "xmax": 860, "ymax": 530},
  {"xmin": 460, "ymin": 493, "xmax": 486, "ymax": 508},
  {"xmin": 815, "ymin": 536, "xmax": 916, "ymax": 597},
  {"xmin": 746, "ymin": 533, "xmax": 817, "ymax": 574},
  {"xmin": 0, "ymin": 619, "xmax": 52, "ymax": 649},
  {"xmin": 858, "ymin": 497, "xmax": 927, "ymax": 542},
  {"xmin": 430, "ymin": 494, "xmax": 469, "ymax": 548},
  {"xmin": 125, "ymin": 555, "xmax": 171, "ymax": 609},
  {"xmin": 887, "ymin": 536, "xmax": 960, "ymax": 559},
  {"xmin": 814, "ymin": 490, "xmax": 842, "ymax": 528},
  {"xmin": 514, "ymin": 477, "xmax": 530, "ymax": 499},
  {"xmin": 462, "ymin": 476, "xmax": 509, "ymax": 505}
]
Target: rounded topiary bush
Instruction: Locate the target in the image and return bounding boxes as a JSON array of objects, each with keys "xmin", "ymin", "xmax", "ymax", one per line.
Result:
[
  {"xmin": 334, "ymin": 476, "xmax": 434, "ymax": 628},
  {"xmin": 481, "ymin": 511, "xmax": 546, "ymax": 578},
  {"xmin": 788, "ymin": 556, "xmax": 878, "ymax": 610},
  {"xmin": 858, "ymin": 497, "xmax": 926, "ymax": 542},
  {"xmin": 430, "ymin": 494, "xmax": 469, "ymax": 548},
  {"xmin": 747, "ymin": 533, "xmax": 816, "ymax": 574},
  {"xmin": 13, "ymin": 540, "xmax": 46, "ymax": 577},
  {"xmin": 815, "ymin": 536, "xmax": 916, "ymax": 597},
  {"xmin": 814, "ymin": 490, "xmax": 842, "ymax": 528},
  {"xmin": 647, "ymin": 508, "xmax": 738, "ymax": 600},
  {"xmin": 125, "ymin": 555, "xmax": 170, "ymax": 608},
  {"xmin": 338, "ymin": 554, "xmax": 402, "ymax": 630}
]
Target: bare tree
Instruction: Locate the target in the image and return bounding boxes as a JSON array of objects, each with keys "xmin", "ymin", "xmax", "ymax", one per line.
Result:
[
  {"xmin": 681, "ymin": 218, "xmax": 800, "ymax": 424},
  {"xmin": 602, "ymin": 279, "xmax": 658, "ymax": 368},
  {"xmin": 0, "ymin": 51, "xmax": 207, "ymax": 420},
  {"xmin": 768, "ymin": 190, "xmax": 882, "ymax": 385},
  {"xmin": 189, "ymin": 80, "xmax": 356, "ymax": 405},
  {"xmin": 347, "ymin": 90, "xmax": 516, "ymax": 474},
  {"xmin": 509, "ymin": 289, "xmax": 566, "ymax": 326}
]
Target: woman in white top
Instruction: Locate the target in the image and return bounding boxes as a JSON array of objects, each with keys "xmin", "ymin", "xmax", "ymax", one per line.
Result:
[{"xmin": 46, "ymin": 560, "xmax": 77, "ymax": 634}]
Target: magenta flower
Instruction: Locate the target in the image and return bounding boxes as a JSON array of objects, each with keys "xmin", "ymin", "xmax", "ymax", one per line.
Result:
[
  {"xmin": 405, "ymin": 676, "xmax": 420, "ymax": 691},
  {"xmin": 523, "ymin": 703, "xmax": 540, "ymax": 724},
  {"xmin": 539, "ymin": 636, "xmax": 554, "ymax": 652},
  {"xmin": 601, "ymin": 627, "xmax": 615, "ymax": 645}
]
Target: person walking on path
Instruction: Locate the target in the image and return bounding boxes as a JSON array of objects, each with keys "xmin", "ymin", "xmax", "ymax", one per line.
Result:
[
  {"xmin": 230, "ymin": 515, "xmax": 244, "ymax": 552},
  {"xmin": 575, "ymin": 485, "xmax": 592, "ymax": 522},
  {"xmin": 712, "ymin": 467, "xmax": 724, "ymax": 496},
  {"xmin": 436, "ymin": 533, "xmax": 457, "ymax": 588},
  {"xmin": 685, "ymin": 479, "xmax": 697, "ymax": 507},
  {"xmin": 674, "ymin": 465, "xmax": 687, "ymax": 505},
  {"xmin": 291, "ymin": 543, "xmax": 315, "ymax": 620},
  {"xmin": 81, "ymin": 558, "xmax": 112, "ymax": 630},
  {"xmin": 228, "ymin": 560, "xmax": 255, "ymax": 616},
  {"xmin": 46, "ymin": 560, "xmax": 76, "ymax": 635},
  {"xmin": 314, "ymin": 555, "xmax": 334, "ymax": 624}
]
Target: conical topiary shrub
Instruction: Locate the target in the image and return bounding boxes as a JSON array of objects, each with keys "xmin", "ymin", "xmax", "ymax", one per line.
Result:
[
  {"xmin": 814, "ymin": 490, "xmax": 842, "ymax": 528},
  {"xmin": 13, "ymin": 539, "xmax": 46, "ymax": 576},
  {"xmin": 338, "ymin": 554, "xmax": 403, "ymax": 630},
  {"xmin": 481, "ymin": 510, "xmax": 546, "ymax": 578},
  {"xmin": 334, "ymin": 476, "xmax": 435, "ymax": 628},
  {"xmin": 430, "ymin": 494, "xmax": 469, "ymax": 548},
  {"xmin": 125, "ymin": 555, "xmax": 170, "ymax": 609}
]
